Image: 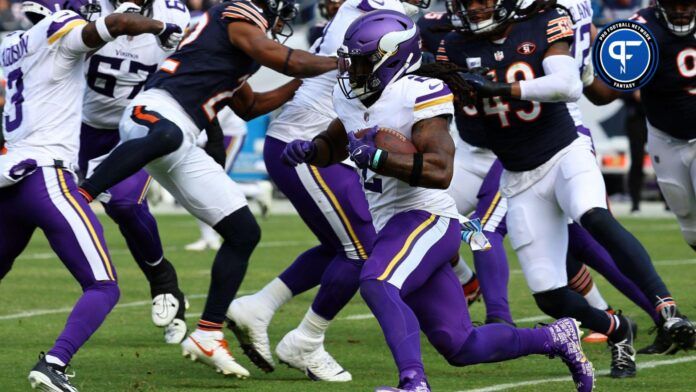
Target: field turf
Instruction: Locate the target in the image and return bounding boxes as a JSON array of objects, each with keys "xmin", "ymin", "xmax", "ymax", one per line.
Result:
[{"xmin": 1, "ymin": 214, "xmax": 695, "ymax": 391}]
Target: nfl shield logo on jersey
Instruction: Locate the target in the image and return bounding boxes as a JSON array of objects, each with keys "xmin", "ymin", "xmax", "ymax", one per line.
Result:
[{"xmin": 494, "ymin": 51, "xmax": 504, "ymax": 61}]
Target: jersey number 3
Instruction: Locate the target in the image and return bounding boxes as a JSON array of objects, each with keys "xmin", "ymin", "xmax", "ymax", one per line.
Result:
[{"xmin": 4, "ymin": 68, "xmax": 24, "ymax": 133}]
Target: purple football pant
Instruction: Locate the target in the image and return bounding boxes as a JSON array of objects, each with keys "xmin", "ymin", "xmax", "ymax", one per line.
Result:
[
  {"xmin": 0, "ymin": 167, "xmax": 120, "ymax": 364},
  {"xmin": 79, "ymin": 123, "xmax": 163, "ymax": 265},
  {"xmin": 470, "ymin": 160, "xmax": 513, "ymax": 324},
  {"xmin": 359, "ymin": 210, "xmax": 551, "ymax": 381},
  {"xmin": 264, "ymin": 137, "xmax": 375, "ymax": 320}
]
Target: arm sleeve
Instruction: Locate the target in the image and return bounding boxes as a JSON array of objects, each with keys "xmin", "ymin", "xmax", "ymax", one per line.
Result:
[{"xmin": 519, "ymin": 54, "xmax": 583, "ymax": 102}]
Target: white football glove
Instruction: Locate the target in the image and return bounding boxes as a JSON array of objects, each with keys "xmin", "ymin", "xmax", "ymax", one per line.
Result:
[
  {"xmin": 113, "ymin": 2, "xmax": 141, "ymax": 13},
  {"xmin": 581, "ymin": 59, "xmax": 595, "ymax": 87}
]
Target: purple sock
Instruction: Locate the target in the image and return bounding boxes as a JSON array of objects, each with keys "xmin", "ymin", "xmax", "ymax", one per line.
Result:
[
  {"xmin": 279, "ymin": 245, "xmax": 334, "ymax": 296},
  {"xmin": 360, "ymin": 279, "xmax": 424, "ymax": 379},
  {"xmin": 474, "ymin": 231, "xmax": 513, "ymax": 324},
  {"xmin": 568, "ymin": 223, "xmax": 660, "ymax": 324},
  {"xmin": 311, "ymin": 256, "xmax": 362, "ymax": 320},
  {"xmin": 451, "ymin": 325, "xmax": 551, "ymax": 366},
  {"xmin": 47, "ymin": 281, "xmax": 120, "ymax": 364}
]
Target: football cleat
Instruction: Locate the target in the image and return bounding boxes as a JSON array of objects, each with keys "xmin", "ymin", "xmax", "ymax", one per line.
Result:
[
  {"xmin": 637, "ymin": 325, "xmax": 679, "ymax": 355},
  {"xmin": 276, "ymin": 329, "xmax": 352, "ymax": 382},
  {"xmin": 663, "ymin": 316, "xmax": 696, "ymax": 351},
  {"xmin": 164, "ymin": 318, "xmax": 188, "ymax": 344},
  {"xmin": 545, "ymin": 318, "xmax": 595, "ymax": 392},
  {"xmin": 185, "ymin": 238, "xmax": 221, "ymax": 252},
  {"xmin": 462, "ymin": 273, "xmax": 481, "ymax": 306},
  {"xmin": 181, "ymin": 331, "xmax": 250, "ymax": 378},
  {"xmin": 375, "ymin": 370, "xmax": 430, "ymax": 392},
  {"xmin": 226, "ymin": 296, "xmax": 275, "ymax": 372},
  {"xmin": 28, "ymin": 353, "xmax": 78, "ymax": 392},
  {"xmin": 152, "ymin": 293, "xmax": 181, "ymax": 327},
  {"xmin": 608, "ymin": 318, "xmax": 637, "ymax": 378}
]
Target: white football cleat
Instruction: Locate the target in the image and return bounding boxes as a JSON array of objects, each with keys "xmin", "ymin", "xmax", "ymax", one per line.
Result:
[
  {"xmin": 226, "ymin": 296, "xmax": 275, "ymax": 372},
  {"xmin": 185, "ymin": 238, "xmax": 221, "ymax": 252},
  {"xmin": 181, "ymin": 331, "xmax": 250, "ymax": 378},
  {"xmin": 165, "ymin": 318, "xmax": 187, "ymax": 344},
  {"xmin": 276, "ymin": 329, "xmax": 352, "ymax": 382},
  {"xmin": 152, "ymin": 293, "xmax": 180, "ymax": 327}
]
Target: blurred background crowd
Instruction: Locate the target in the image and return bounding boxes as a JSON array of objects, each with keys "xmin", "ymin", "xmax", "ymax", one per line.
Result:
[{"xmin": 0, "ymin": 0, "xmax": 665, "ymax": 213}]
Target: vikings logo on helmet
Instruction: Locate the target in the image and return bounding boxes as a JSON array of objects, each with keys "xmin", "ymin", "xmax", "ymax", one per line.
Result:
[{"xmin": 337, "ymin": 10, "xmax": 422, "ymax": 99}]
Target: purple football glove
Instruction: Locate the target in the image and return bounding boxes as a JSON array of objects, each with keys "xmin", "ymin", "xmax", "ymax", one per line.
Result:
[
  {"xmin": 347, "ymin": 126, "xmax": 378, "ymax": 169},
  {"xmin": 281, "ymin": 139, "xmax": 316, "ymax": 166},
  {"xmin": 157, "ymin": 22, "xmax": 183, "ymax": 50},
  {"xmin": 9, "ymin": 159, "xmax": 37, "ymax": 180}
]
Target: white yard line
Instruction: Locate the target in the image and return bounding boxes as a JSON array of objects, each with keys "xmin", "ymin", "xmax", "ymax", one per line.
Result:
[{"xmin": 457, "ymin": 355, "xmax": 696, "ymax": 392}]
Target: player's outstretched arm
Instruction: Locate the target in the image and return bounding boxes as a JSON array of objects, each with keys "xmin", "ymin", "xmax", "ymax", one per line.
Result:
[
  {"xmin": 281, "ymin": 118, "xmax": 348, "ymax": 167},
  {"xmin": 228, "ymin": 22, "xmax": 337, "ymax": 78},
  {"xmin": 229, "ymin": 80, "xmax": 303, "ymax": 121},
  {"xmin": 356, "ymin": 116, "xmax": 454, "ymax": 189},
  {"xmin": 81, "ymin": 12, "xmax": 181, "ymax": 49}
]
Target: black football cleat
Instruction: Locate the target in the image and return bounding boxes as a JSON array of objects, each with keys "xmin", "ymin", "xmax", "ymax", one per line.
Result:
[
  {"xmin": 663, "ymin": 316, "xmax": 696, "ymax": 351},
  {"xmin": 637, "ymin": 325, "xmax": 679, "ymax": 355},
  {"xmin": 608, "ymin": 317, "xmax": 637, "ymax": 378},
  {"xmin": 28, "ymin": 353, "xmax": 78, "ymax": 392}
]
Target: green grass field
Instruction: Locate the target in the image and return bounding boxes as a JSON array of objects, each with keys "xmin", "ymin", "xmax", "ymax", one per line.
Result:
[{"xmin": 2, "ymin": 214, "xmax": 696, "ymax": 391}]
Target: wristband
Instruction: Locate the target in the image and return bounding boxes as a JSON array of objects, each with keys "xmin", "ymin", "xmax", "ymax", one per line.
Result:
[
  {"xmin": 370, "ymin": 149, "xmax": 388, "ymax": 170},
  {"xmin": 282, "ymin": 48, "xmax": 294, "ymax": 75},
  {"xmin": 96, "ymin": 16, "xmax": 116, "ymax": 42},
  {"xmin": 409, "ymin": 153, "xmax": 423, "ymax": 186}
]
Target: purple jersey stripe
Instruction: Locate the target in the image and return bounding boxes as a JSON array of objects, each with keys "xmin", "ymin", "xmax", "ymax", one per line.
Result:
[
  {"xmin": 415, "ymin": 84, "xmax": 453, "ymax": 104},
  {"xmin": 46, "ymin": 14, "xmax": 83, "ymax": 39}
]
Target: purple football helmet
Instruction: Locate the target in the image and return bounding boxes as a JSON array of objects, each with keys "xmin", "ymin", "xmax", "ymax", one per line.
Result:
[
  {"xmin": 337, "ymin": 10, "xmax": 421, "ymax": 100},
  {"xmin": 22, "ymin": 0, "xmax": 100, "ymax": 23}
]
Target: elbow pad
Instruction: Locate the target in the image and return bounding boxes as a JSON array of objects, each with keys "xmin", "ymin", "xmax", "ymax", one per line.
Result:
[{"xmin": 519, "ymin": 55, "xmax": 583, "ymax": 102}]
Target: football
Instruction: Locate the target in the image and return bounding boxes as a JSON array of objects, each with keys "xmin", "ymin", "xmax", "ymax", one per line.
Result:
[{"xmin": 355, "ymin": 127, "xmax": 418, "ymax": 154}]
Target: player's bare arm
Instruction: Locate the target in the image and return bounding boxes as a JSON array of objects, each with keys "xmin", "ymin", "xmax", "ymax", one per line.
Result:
[
  {"xmin": 372, "ymin": 116, "xmax": 454, "ymax": 189},
  {"xmin": 81, "ymin": 12, "xmax": 181, "ymax": 49},
  {"xmin": 228, "ymin": 21, "xmax": 337, "ymax": 78},
  {"xmin": 229, "ymin": 79, "xmax": 303, "ymax": 121}
]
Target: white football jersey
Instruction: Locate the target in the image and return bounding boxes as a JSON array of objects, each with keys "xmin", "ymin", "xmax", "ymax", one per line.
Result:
[
  {"xmin": 266, "ymin": 0, "xmax": 405, "ymax": 142},
  {"xmin": 81, "ymin": 0, "xmax": 190, "ymax": 130},
  {"xmin": 332, "ymin": 75, "xmax": 459, "ymax": 231},
  {"xmin": 1, "ymin": 10, "xmax": 92, "ymax": 167}
]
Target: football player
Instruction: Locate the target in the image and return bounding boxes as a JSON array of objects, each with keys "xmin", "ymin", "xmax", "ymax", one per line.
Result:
[
  {"xmin": 77, "ymin": 0, "xmax": 338, "ymax": 378},
  {"xmin": 282, "ymin": 10, "xmax": 594, "ymax": 392},
  {"xmin": 0, "ymin": 0, "xmax": 181, "ymax": 389},
  {"xmin": 226, "ymin": 0, "xmax": 456, "ymax": 382},
  {"xmin": 583, "ymin": 0, "xmax": 696, "ymax": 354},
  {"xmin": 307, "ymin": 0, "xmax": 345, "ymax": 45},
  {"xmin": 78, "ymin": 0, "xmax": 190, "ymax": 345},
  {"xmin": 445, "ymin": 0, "xmax": 694, "ymax": 377}
]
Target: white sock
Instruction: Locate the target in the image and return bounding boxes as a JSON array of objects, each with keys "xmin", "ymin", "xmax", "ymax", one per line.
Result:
[
  {"xmin": 256, "ymin": 278, "xmax": 293, "ymax": 313},
  {"xmin": 45, "ymin": 355, "xmax": 66, "ymax": 368},
  {"xmin": 192, "ymin": 328, "xmax": 223, "ymax": 340},
  {"xmin": 198, "ymin": 220, "xmax": 220, "ymax": 243},
  {"xmin": 584, "ymin": 284, "xmax": 610, "ymax": 311},
  {"xmin": 452, "ymin": 256, "xmax": 474, "ymax": 284},
  {"xmin": 297, "ymin": 308, "xmax": 330, "ymax": 341}
]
